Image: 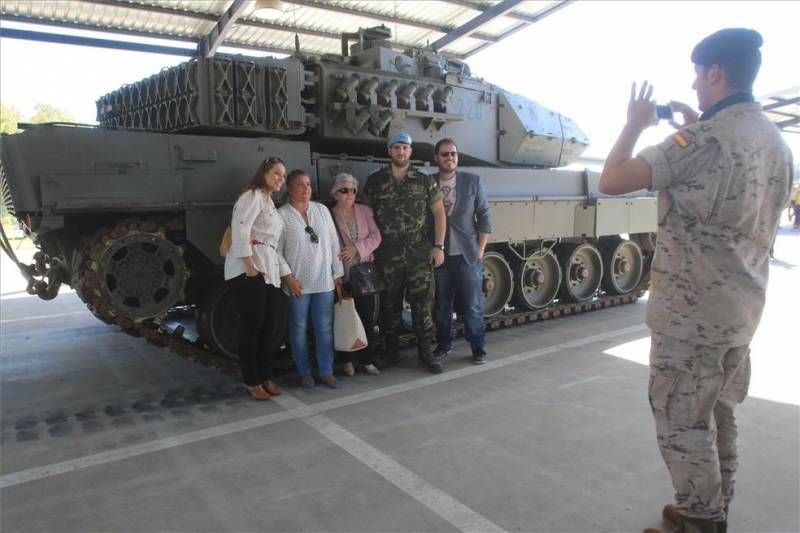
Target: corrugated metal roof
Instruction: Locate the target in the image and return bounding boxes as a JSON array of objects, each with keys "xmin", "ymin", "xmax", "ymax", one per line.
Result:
[
  {"xmin": 760, "ymin": 87, "xmax": 800, "ymax": 135},
  {"xmin": 0, "ymin": 0, "xmax": 571, "ymax": 59}
]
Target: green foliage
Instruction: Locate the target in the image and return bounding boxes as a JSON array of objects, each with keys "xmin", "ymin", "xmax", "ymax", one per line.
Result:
[
  {"xmin": 30, "ymin": 103, "xmax": 75, "ymax": 124},
  {"xmin": 1, "ymin": 102, "xmax": 23, "ymax": 134}
]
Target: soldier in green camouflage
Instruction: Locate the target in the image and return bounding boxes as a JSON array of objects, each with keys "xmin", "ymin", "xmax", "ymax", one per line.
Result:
[
  {"xmin": 599, "ymin": 29, "xmax": 793, "ymax": 533},
  {"xmin": 362, "ymin": 132, "xmax": 447, "ymax": 373}
]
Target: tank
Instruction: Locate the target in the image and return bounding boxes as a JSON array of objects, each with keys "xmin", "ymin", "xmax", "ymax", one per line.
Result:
[{"xmin": 0, "ymin": 26, "xmax": 657, "ymax": 360}]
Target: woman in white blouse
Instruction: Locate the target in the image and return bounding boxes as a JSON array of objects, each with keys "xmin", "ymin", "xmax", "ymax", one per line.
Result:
[
  {"xmin": 279, "ymin": 169, "xmax": 344, "ymax": 389},
  {"xmin": 224, "ymin": 157, "xmax": 290, "ymax": 401}
]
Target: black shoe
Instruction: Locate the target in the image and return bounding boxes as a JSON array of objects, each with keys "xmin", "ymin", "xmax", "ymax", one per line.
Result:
[
  {"xmin": 471, "ymin": 347, "xmax": 487, "ymax": 365},
  {"xmin": 418, "ymin": 352, "xmax": 444, "ymax": 374}
]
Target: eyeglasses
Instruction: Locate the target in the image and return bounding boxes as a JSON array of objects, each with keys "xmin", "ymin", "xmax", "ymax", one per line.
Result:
[
  {"xmin": 438, "ymin": 151, "xmax": 458, "ymax": 158},
  {"xmin": 305, "ymin": 226, "xmax": 319, "ymax": 243},
  {"xmin": 336, "ymin": 188, "xmax": 357, "ymax": 195}
]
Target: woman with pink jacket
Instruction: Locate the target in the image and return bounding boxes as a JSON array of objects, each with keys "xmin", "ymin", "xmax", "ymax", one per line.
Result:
[{"xmin": 330, "ymin": 173, "xmax": 382, "ymax": 376}]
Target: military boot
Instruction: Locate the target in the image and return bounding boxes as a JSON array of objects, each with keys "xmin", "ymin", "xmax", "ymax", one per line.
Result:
[
  {"xmin": 644, "ymin": 513, "xmax": 720, "ymax": 533},
  {"xmin": 663, "ymin": 504, "xmax": 727, "ymax": 533},
  {"xmin": 418, "ymin": 339, "xmax": 443, "ymax": 374}
]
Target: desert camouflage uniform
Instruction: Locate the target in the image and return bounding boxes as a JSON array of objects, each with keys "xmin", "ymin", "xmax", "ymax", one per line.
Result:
[
  {"xmin": 362, "ymin": 165, "xmax": 443, "ymax": 353},
  {"xmin": 638, "ymin": 99, "xmax": 793, "ymax": 521}
]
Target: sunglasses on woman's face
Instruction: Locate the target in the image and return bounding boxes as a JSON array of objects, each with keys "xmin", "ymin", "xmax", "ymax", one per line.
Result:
[
  {"xmin": 305, "ymin": 226, "xmax": 319, "ymax": 243},
  {"xmin": 336, "ymin": 188, "xmax": 357, "ymax": 195}
]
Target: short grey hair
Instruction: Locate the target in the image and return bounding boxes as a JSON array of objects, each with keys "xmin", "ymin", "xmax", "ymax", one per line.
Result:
[{"xmin": 330, "ymin": 172, "xmax": 359, "ymax": 196}]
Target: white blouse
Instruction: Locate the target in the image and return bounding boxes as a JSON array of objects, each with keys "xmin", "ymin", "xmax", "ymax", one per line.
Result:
[
  {"xmin": 278, "ymin": 202, "xmax": 343, "ymax": 294},
  {"xmin": 224, "ymin": 189, "xmax": 289, "ymax": 287}
]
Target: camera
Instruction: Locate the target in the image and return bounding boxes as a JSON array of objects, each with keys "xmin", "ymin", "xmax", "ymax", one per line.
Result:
[{"xmin": 655, "ymin": 104, "xmax": 673, "ymax": 121}]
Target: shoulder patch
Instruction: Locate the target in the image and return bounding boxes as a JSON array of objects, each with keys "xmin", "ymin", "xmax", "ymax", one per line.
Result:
[{"xmin": 672, "ymin": 133, "xmax": 689, "ymax": 148}]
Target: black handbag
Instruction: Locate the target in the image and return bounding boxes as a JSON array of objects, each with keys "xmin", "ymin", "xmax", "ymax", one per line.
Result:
[{"xmin": 349, "ymin": 261, "xmax": 385, "ymax": 296}]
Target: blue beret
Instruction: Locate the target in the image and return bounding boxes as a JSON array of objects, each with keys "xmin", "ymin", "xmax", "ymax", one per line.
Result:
[
  {"xmin": 691, "ymin": 28, "xmax": 762, "ymax": 65},
  {"xmin": 387, "ymin": 132, "xmax": 412, "ymax": 148}
]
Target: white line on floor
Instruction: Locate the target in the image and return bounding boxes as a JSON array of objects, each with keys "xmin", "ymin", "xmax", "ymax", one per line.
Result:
[
  {"xmin": 0, "ymin": 323, "xmax": 648, "ymax": 491},
  {"xmin": 0, "ymin": 310, "xmax": 88, "ymax": 323}
]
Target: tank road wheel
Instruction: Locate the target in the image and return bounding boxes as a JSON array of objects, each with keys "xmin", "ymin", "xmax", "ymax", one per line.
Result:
[
  {"xmin": 557, "ymin": 243, "xmax": 603, "ymax": 302},
  {"xmin": 511, "ymin": 251, "xmax": 561, "ymax": 310},
  {"xmin": 482, "ymin": 252, "xmax": 513, "ymax": 316},
  {"xmin": 74, "ymin": 220, "xmax": 187, "ymax": 323},
  {"xmin": 601, "ymin": 238, "xmax": 643, "ymax": 295},
  {"xmin": 197, "ymin": 281, "xmax": 239, "ymax": 360}
]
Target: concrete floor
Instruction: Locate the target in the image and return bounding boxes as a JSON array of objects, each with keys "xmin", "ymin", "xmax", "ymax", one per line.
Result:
[{"xmin": 1, "ymin": 224, "xmax": 798, "ymax": 533}]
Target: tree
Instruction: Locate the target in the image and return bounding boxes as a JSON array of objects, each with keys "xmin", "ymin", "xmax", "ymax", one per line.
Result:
[
  {"xmin": 1, "ymin": 103, "xmax": 23, "ymax": 134},
  {"xmin": 30, "ymin": 103, "xmax": 75, "ymax": 124}
]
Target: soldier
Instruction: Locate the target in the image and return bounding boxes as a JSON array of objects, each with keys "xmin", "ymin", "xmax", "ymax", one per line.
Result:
[
  {"xmin": 363, "ymin": 132, "xmax": 447, "ymax": 373},
  {"xmin": 431, "ymin": 138, "xmax": 492, "ymax": 366},
  {"xmin": 599, "ymin": 29, "xmax": 793, "ymax": 533}
]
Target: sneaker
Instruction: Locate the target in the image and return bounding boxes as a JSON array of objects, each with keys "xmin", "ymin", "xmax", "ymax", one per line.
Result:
[
  {"xmin": 471, "ymin": 347, "xmax": 487, "ymax": 365},
  {"xmin": 342, "ymin": 362, "xmax": 355, "ymax": 376},
  {"xmin": 300, "ymin": 375, "xmax": 315, "ymax": 389},
  {"xmin": 363, "ymin": 364, "xmax": 380, "ymax": 375},
  {"xmin": 419, "ymin": 353, "xmax": 444, "ymax": 374}
]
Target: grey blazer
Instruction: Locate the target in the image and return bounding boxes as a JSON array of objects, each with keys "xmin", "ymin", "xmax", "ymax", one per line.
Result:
[{"xmin": 434, "ymin": 170, "xmax": 492, "ymax": 266}]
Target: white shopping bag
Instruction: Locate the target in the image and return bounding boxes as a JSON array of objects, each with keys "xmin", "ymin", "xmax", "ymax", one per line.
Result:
[{"xmin": 333, "ymin": 297, "xmax": 368, "ymax": 352}]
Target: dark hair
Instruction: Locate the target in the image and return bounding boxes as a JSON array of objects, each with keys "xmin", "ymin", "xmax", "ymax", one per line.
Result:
[
  {"xmin": 245, "ymin": 157, "xmax": 284, "ymax": 192},
  {"xmin": 434, "ymin": 138, "xmax": 458, "ymax": 155},
  {"xmin": 286, "ymin": 168, "xmax": 309, "ymax": 187},
  {"xmin": 717, "ymin": 51, "xmax": 762, "ymax": 92}
]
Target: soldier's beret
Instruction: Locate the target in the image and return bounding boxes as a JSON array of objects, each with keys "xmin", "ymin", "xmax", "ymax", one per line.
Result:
[
  {"xmin": 387, "ymin": 132, "xmax": 412, "ymax": 148},
  {"xmin": 691, "ymin": 28, "xmax": 762, "ymax": 65}
]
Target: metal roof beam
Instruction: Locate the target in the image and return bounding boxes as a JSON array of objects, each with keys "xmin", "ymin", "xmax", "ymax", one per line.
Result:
[
  {"xmin": 197, "ymin": 0, "xmax": 249, "ymax": 57},
  {"xmin": 279, "ymin": 0, "xmax": 498, "ymax": 43},
  {"xmin": 440, "ymin": 0, "xmax": 568, "ymax": 24},
  {"xmin": 762, "ymin": 96, "xmax": 800, "ymax": 111},
  {"xmin": 431, "ymin": 0, "xmax": 525, "ymax": 51},
  {"xmin": 460, "ymin": 0, "xmax": 574, "ymax": 58},
  {"xmin": 0, "ymin": 22, "xmax": 297, "ymax": 58},
  {"xmin": 0, "ymin": 27, "xmax": 196, "ymax": 57}
]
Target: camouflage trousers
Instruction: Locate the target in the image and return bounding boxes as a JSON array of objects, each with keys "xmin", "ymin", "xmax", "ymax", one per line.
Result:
[
  {"xmin": 649, "ymin": 333, "xmax": 751, "ymax": 522},
  {"xmin": 377, "ymin": 246, "xmax": 434, "ymax": 347}
]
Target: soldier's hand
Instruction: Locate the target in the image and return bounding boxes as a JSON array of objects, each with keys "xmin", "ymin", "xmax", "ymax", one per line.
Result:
[
  {"xmin": 667, "ymin": 100, "xmax": 699, "ymax": 129},
  {"xmin": 431, "ymin": 247, "xmax": 445, "ymax": 268},
  {"xmin": 626, "ymin": 81, "xmax": 657, "ymax": 131}
]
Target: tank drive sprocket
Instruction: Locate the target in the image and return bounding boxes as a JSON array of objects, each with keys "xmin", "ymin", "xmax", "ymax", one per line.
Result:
[{"xmin": 73, "ymin": 219, "xmax": 187, "ymax": 324}]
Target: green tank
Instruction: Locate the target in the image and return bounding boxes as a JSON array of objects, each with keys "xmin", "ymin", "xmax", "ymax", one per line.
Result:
[{"xmin": 0, "ymin": 26, "xmax": 656, "ymax": 360}]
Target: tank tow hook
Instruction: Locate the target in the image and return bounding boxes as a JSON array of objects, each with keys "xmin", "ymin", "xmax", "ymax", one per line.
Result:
[{"xmin": 19, "ymin": 251, "xmax": 70, "ymax": 301}]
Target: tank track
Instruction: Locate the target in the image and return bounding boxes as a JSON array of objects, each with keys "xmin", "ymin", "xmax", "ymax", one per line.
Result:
[
  {"xmin": 76, "ymin": 290, "xmax": 645, "ymax": 378},
  {"xmin": 72, "ymin": 219, "xmax": 650, "ymax": 377}
]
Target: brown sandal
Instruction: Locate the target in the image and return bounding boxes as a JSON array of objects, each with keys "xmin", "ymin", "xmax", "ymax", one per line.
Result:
[
  {"xmin": 243, "ymin": 384, "xmax": 271, "ymax": 401},
  {"xmin": 262, "ymin": 380, "xmax": 282, "ymax": 396}
]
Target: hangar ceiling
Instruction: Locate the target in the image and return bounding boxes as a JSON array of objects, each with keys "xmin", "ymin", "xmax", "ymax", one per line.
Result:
[{"xmin": 0, "ymin": 0, "xmax": 572, "ymax": 59}]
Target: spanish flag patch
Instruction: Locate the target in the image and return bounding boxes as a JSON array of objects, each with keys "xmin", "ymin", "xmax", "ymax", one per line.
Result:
[{"xmin": 673, "ymin": 133, "xmax": 689, "ymax": 148}]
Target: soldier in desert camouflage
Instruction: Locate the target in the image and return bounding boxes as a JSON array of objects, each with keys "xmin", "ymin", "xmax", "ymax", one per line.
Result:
[
  {"xmin": 598, "ymin": 28, "xmax": 793, "ymax": 533},
  {"xmin": 362, "ymin": 132, "xmax": 447, "ymax": 374}
]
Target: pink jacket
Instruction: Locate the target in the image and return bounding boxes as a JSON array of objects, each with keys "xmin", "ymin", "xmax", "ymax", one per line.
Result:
[{"xmin": 331, "ymin": 203, "xmax": 382, "ymax": 282}]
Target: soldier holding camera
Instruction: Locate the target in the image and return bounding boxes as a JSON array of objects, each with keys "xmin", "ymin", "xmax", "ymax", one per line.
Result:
[{"xmin": 599, "ymin": 28, "xmax": 793, "ymax": 533}]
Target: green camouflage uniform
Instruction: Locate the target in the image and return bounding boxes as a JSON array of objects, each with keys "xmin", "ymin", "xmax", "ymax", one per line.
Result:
[
  {"xmin": 362, "ymin": 165, "xmax": 443, "ymax": 353},
  {"xmin": 638, "ymin": 99, "xmax": 793, "ymax": 522}
]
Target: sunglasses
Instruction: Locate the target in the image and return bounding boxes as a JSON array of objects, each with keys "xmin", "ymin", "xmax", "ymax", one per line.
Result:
[
  {"xmin": 305, "ymin": 225, "xmax": 319, "ymax": 243},
  {"xmin": 438, "ymin": 151, "xmax": 458, "ymax": 158},
  {"xmin": 336, "ymin": 187, "xmax": 357, "ymax": 195}
]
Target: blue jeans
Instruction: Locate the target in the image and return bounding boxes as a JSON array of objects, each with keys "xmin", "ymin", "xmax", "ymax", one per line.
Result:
[
  {"xmin": 434, "ymin": 254, "xmax": 485, "ymax": 350},
  {"xmin": 287, "ymin": 290, "xmax": 335, "ymax": 377}
]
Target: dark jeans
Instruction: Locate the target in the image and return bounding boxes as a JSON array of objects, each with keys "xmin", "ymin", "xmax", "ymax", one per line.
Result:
[
  {"xmin": 231, "ymin": 274, "xmax": 287, "ymax": 386},
  {"xmin": 434, "ymin": 254, "xmax": 485, "ymax": 350},
  {"xmin": 345, "ymin": 293, "xmax": 377, "ymax": 366}
]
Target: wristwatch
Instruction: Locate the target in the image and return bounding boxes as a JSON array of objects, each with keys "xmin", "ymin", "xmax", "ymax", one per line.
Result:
[{"xmin": 433, "ymin": 244, "xmax": 445, "ymax": 250}]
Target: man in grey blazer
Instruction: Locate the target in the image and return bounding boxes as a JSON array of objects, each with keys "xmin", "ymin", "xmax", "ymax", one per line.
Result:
[{"xmin": 432, "ymin": 138, "xmax": 492, "ymax": 366}]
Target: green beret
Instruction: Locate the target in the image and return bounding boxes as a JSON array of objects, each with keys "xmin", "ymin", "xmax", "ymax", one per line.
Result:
[{"xmin": 691, "ymin": 28, "xmax": 762, "ymax": 65}]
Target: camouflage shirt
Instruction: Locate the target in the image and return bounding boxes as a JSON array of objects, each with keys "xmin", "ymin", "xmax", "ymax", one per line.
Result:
[
  {"xmin": 362, "ymin": 165, "xmax": 443, "ymax": 249},
  {"xmin": 638, "ymin": 101, "xmax": 793, "ymax": 346}
]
